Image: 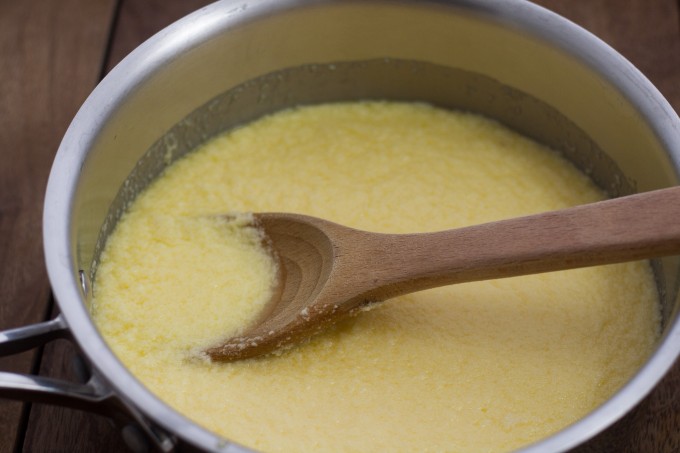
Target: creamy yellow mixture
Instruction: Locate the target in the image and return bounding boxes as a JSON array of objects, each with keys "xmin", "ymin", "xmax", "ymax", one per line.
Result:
[{"xmin": 93, "ymin": 102, "xmax": 659, "ymax": 452}]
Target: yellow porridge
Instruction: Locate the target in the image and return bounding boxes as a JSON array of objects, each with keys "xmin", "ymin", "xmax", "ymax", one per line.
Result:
[{"xmin": 93, "ymin": 101, "xmax": 658, "ymax": 452}]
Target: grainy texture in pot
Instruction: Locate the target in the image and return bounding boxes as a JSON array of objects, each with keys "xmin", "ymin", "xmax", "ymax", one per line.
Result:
[{"xmin": 94, "ymin": 102, "xmax": 659, "ymax": 453}]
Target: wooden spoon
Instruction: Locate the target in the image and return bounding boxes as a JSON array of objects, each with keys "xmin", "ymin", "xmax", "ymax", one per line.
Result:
[{"xmin": 205, "ymin": 186, "xmax": 680, "ymax": 362}]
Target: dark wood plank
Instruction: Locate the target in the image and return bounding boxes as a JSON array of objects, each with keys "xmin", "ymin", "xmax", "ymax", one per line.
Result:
[{"xmin": 0, "ymin": 0, "xmax": 117, "ymax": 451}]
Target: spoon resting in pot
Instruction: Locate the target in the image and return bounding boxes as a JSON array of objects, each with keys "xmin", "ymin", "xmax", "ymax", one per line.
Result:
[{"xmin": 205, "ymin": 186, "xmax": 680, "ymax": 362}]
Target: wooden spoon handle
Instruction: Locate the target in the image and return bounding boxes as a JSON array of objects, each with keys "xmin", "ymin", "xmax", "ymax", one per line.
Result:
[{"xmin": 342, "ymin": 186, "xmax": 680, "ymax": 300}]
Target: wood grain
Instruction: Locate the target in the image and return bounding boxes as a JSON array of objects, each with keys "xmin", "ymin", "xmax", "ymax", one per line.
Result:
[
  {"xmin": 0, "ymin": 0, "xmax": 678, "ymax": 451},
  {"xmin": 0, "ymin": 0, "xmax": 116, "ymax": 451}
]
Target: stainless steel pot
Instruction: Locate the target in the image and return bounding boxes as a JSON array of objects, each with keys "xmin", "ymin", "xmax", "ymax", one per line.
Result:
[{"xmin": 1, "ymin": 0, "xmax": 679, "ymax": 452}]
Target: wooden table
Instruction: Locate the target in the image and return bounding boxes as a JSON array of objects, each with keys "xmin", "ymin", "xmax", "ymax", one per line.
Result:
[{"xmin": 1, "ymin": 1, "xmax": 678, "ymax": 451}]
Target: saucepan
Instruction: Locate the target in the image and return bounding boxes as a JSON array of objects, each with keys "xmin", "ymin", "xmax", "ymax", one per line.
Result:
[{"xmin": 1, "ymin": 0, "xmax": 679, "ymax": 451}]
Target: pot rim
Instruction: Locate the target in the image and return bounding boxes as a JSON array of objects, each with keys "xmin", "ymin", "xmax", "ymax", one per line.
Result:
[{"xmin": 43, "ymin": 1, "xmax": 680, "ymax": 451}]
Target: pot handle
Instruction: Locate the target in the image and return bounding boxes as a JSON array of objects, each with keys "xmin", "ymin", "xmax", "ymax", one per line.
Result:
[
  {"xmin": 0, "ymin": 315, "xmax": 115, "ymax": 412},
  {"xmin": 0, "ymin": 315, "xmax": 177, "ymax": 452},
  {"xmin": 0, "ymin": 315, "xmax": 69, "ymax": 355}
]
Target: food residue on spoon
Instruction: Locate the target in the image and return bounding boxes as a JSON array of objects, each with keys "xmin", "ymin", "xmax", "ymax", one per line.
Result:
[{"xmin": 93, "ymin": 101, "xmax": 659, "ymax": 453}]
